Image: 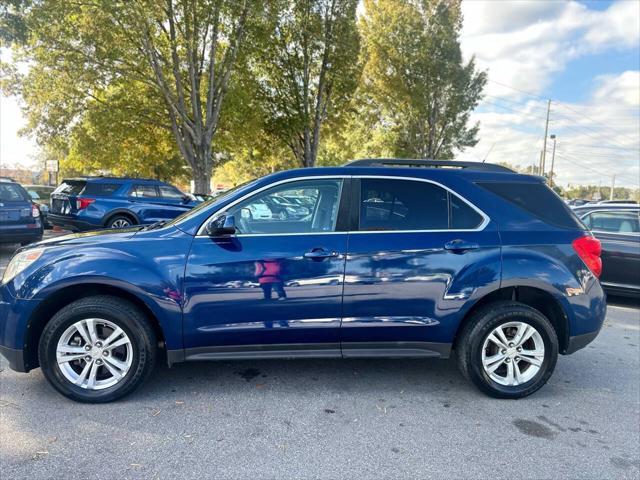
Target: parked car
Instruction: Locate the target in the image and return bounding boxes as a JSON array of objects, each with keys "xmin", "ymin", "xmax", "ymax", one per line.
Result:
[
  {"xmin": 23, "ymin": 185, "xmax": 55, "ymax": 228},
  {"xmin": 0, "ymin": 159, "xmax": 606, "ymax": 403},
  {"xmin": 0, "ymin": 178, "xmax": 44, "ymax": 245},
  {"xmin": 47, "ymin": 177, "xmax": 197, "ymax": 231},
  {"xmin": 572, "ymin": 204, "xmax": 639, "ymax": 297}
]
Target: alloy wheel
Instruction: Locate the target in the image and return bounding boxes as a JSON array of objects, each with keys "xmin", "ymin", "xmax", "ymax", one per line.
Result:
[
  {"xmin": 110, "ymin": 218, "xmax": 131, "ymax": 228},
  {"xmin": 481, "ymin": 321, "xmax": 545, "ymax": 386},
  {"xmin": 56, "ymin": 318, "xmax": 133, "ymax": 390}
]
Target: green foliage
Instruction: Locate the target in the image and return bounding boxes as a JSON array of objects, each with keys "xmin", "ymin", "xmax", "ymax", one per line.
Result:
[
  {"xmin": 355, "ymin": 0, "xmax": 486, "ymax": 159},
  {"xmin": 253, "ymin": 0, "xmax": 361, "ymax": 167},
  {"xmin": 6, "ymin": 0, "xmax": 490, "ymax": 188}
]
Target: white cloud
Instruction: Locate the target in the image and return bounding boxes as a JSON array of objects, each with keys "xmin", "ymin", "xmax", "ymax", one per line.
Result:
[
  {"xmin": 461, "ymin": 0, "xmax": 640, "ymax": 97},
  {"xmin": 458, "ymin": 1, "xmax": 640, "ymax": 190},
  {"xmin": 458, "ymin": 70, "xmax": 640, "ymax": 189}
]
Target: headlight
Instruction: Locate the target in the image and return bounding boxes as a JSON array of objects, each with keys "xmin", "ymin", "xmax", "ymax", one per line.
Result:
[{"xmin": 2, "ymin": 248, "xmax": 45, "ymax": 284}]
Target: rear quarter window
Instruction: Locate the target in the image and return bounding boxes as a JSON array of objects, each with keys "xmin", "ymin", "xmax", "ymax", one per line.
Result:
[
  {"xmin": 476, "ymin": 181, "xmax": 585, "ymax": 230},
  {"xmin": 84, "ymin": 183, "xmax": 121, "ymax": 196}
]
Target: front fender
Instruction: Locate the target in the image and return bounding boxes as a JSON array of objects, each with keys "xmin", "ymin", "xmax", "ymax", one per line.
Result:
[{"xmin": 9, "ymin": 231, "xmax": 191, "ymax": 350}]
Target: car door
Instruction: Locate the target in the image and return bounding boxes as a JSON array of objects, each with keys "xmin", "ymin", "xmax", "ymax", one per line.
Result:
[
  {"xmin": 581, "ymin": 209, "xmax": 640, "ymax": 290},
  {"xmin": 182, "ymin": 177, "xmax": 350, "ymax": 358},
  {"xmin": 128, "ymin": 184, "xmax": 168, "ymax": 224},
  {"xmin": 341, "ymin": 176, "xmax": 501, "ymax": 358}
]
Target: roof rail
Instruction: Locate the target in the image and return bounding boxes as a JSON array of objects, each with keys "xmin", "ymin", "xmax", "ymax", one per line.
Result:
[{"xmin": 343, "ymin": 158, "xmax": 514, "ymax": 173}]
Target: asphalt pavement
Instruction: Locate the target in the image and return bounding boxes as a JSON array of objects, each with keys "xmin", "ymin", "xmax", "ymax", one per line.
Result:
[{"xmin": 0, "ymin": 232, "xmax": 639, "ymax": 479}]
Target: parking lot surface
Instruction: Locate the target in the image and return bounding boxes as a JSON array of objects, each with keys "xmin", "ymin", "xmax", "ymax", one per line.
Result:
[{"xmin": 0, "ymin": 233, "xmax": 639, "ymax": 479}]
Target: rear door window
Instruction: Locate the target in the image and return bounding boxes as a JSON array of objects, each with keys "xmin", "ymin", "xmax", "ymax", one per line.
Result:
[
  {"xmin": 477, "ymin": 181, "xmax": 584, "ymax": 229},
  {"xmin": 358, "ymin": 178, "xmax": 484, "ymax": 231}
]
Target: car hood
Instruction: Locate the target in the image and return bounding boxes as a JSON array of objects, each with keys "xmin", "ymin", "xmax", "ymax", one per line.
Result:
[{"xmin": 31, "ymin": 227, "xmax": 141, "ymax": 248}]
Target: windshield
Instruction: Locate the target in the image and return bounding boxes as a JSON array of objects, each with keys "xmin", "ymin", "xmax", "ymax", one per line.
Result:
[{"xmin": 164, "ymin": 179, "xmax": 257, "ymax": 228}]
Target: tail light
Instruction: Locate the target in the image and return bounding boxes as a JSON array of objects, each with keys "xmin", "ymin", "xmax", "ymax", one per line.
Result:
[
  {"xmin": 31, "ymin": 204, "xmax": 40, "ymax": 218},
  {"xmin": 572, "ymin": 235, "xmax": 602, "ymax": 278},
  {"xmin": 76, "ymin": 198, "xmax": 95, "ymax": 210}
]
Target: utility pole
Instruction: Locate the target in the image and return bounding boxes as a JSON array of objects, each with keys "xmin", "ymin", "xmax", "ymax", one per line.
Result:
[
  {"xmin": 549, "ymin": 134, "xmax": 557, "ymax": 188},
  {"xmin": 610, "ymin": 175, "xmax": 615, "ymax": 201},
  {"xmin": 538, "ymin": 150, "xmax": 544, "ymax": 176},
  {"xmin": 541, "ymin": 99, "xmax": 551, "ymax": 176}
]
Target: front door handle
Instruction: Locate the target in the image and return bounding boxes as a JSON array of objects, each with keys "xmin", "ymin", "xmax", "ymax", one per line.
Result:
[
  {"xmin": 304, "ymin": 248, "xmax": 339, "ymax": 260},
  {"xmin": 444, "ymin": 239, "xmax": 480, "ymax": 253}
]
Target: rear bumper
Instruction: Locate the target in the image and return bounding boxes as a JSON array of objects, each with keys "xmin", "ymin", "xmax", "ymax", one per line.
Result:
[
  {"xmin": 47, "ymin": 214, "xmax": 98, "ymax": 232},
  {"xmin": 0, "ymin": 229, "xmax": 43, "ymax": 244}
]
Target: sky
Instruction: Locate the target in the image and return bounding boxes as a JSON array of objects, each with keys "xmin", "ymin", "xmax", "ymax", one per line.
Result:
[
  {"xmin": 1, "ymin": 0, "xmax": 639, "ymax": 188},
  {"xmin": 458, "ymin": 0, "xmax": 640, "ymax": 188}
]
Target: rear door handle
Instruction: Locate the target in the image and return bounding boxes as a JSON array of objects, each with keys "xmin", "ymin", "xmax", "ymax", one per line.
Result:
[
  {"xmin": 444, "ymin": 239, "xmax": 480, "ymax": 252},
  {"xmin": 304, "ymin": 248, "xmax": 339, "ymax": 260}
]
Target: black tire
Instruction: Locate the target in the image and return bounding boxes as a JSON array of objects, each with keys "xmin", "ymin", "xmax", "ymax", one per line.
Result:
[
  {"xmin": 106, "ymin": 214, "xmax": 136, "ymax": 229},
  {"xmin": 38, "ymin": 295, "xmax": 157, "ymax": 403},
  {"xmin": 456, "ymin": 301, "xmax": 558, "ymax": 399}
]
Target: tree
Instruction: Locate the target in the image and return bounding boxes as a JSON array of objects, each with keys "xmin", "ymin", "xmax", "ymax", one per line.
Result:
[
  {"xmin": 255, "ymin": 0, "xmax": 360, "ymax": 167},
  {"xmin": 359, "ymin": 0, "xmax": 486, "ymax": 159},
  {"xmin": 4, "ymin": 0, "xmax": 256, "ymax": 193}
]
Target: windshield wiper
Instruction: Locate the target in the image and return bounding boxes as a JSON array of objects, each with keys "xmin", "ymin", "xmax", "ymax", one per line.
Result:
[{"xmin": 143, "ymin": 220, "xmax": 167, "ymax": 231}]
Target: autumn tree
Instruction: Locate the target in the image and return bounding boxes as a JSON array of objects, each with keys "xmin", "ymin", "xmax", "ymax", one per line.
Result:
[
  {"xmin": 255, "ymin": 0, "xmax": 360, "ymax": 168},
  {"xmin": 4, "ymin": 0, "xmax": 256, "ymax": 193},
  {"xmin": 358, "ymin": 0, "xmax": 486, "ymax": 159}
]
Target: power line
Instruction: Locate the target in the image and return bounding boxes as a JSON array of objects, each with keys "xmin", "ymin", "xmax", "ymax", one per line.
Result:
[{"xmin": 551, "ymin": 103, "xmax": 640, "ymax": 144}]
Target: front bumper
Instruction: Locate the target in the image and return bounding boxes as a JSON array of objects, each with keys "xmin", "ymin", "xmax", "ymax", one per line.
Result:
[
  {"xmin": 565, "ymin": 330, "xmax": 600, "ymax": 354},
  {"xmin": 0, "ymin": 345, "xmax": 27, "ymax": 372},
  {"xmin": 0, "ymin": 286, "xmax": 39, "ymax": 372}
]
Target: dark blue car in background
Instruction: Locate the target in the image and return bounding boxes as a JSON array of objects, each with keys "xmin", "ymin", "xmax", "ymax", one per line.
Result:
[
  {"xmin": 48, "ymin": 176, "xmax": 197, "ymax": 231},
  {"xmin": 0, "ymin": 160, "xmax": 606, "ymax": 403},
  {"xmin": 0, "ymin": 177, "xmax": 44, "ymax": 245}
]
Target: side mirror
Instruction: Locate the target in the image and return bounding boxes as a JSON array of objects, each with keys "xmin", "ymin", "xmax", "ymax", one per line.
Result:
[
  {"xmin": 206, "ymin": 214, "xmax": 237, "ymax": 237},
  {"xmin": 182, "ymin": 194, "xmax": 192, "ymax": 203}
]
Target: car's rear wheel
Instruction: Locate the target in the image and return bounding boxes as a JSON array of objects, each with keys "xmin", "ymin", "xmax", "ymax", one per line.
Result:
[
  {"xmin": 38, "ymin": 296, "xmax": 156, "ymax": 403},
  {"xmin": 107, "ymin": 215, "xmax": 135, "ymax": 229},
  {"xmin": 456, "ymin": 301, "xmax": 558, "ymax": 399}
]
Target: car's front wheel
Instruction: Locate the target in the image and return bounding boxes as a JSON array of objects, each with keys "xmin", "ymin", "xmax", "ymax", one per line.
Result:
[
  {"xmin": 38, "ymin": 296, "xmax": 157, "ymax": 403},
  {"xmin": 456, "ymin": 301, "xmax": 558, "ymax": 399}
]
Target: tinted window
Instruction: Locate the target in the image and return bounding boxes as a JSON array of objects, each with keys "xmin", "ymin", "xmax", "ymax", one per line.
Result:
[
  {"xmin": 84, "ymin": 183, "xmax": 120, "ymax": 196},
  {"xmin": 159, "ymin": 185, "xmax": 184, "ymax": 199},
  {"xmin": 228, "ymin": 179, "xmax": 342, "ymax": 234},
  {"xmin": 358, "ymin": 179, "xmax": 482, "ymax": 231},
  {"xmin": 53, "ymin": 180, "xmax": 86, "ymax": 195},
  {"xmin": 130, "ymin": 185, "xmax": 159, "ymax": 198},
  {"xmin": 583, "ymin": 211, "xmax": 639, "ymax": 234},
  {"xmin": 0, "ymin": 184, "xmax": 30, "ymax": 202},
  {"xmin": 477, "ymin": 181, "xmax": 584, "ymax": 229},
  {"xmin": 450, "ymin": 194, "xmax": 484, "ymax": 229}
]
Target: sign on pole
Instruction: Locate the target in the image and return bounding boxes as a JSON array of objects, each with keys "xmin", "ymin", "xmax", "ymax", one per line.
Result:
[{"xmin": 46, "ymin": 160, "xmax": 59, "ymax": 172}]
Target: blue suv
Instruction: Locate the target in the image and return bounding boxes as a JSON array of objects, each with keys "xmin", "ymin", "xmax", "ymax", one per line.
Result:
[
  {"xmin": 0, "ymin": 160, "xmax": 606, "ymax": 402},
  {"xmin": 48, "ymin": 177, "xmax": 197, "ymax": 231},
  {"xmin": 0, "ymin": 177, "xmax": 44, "ymax": 245}
]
